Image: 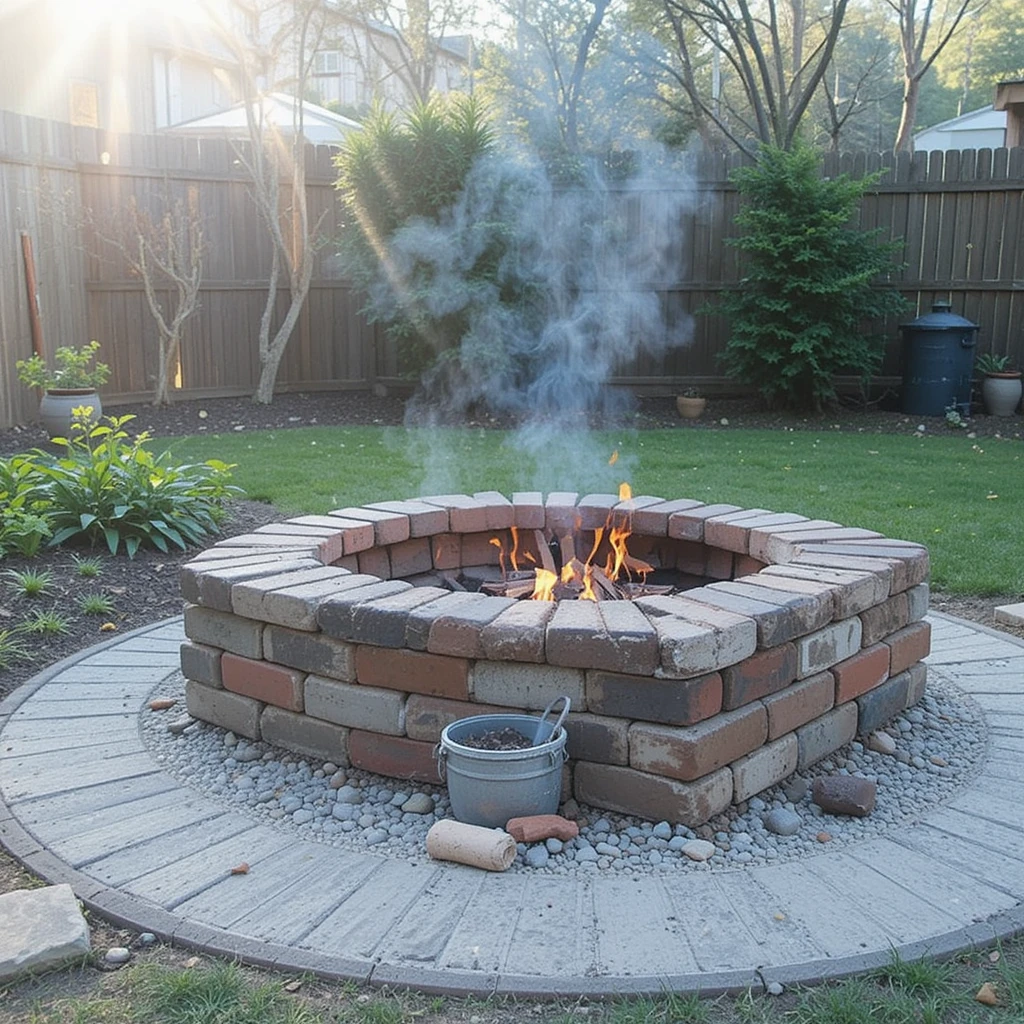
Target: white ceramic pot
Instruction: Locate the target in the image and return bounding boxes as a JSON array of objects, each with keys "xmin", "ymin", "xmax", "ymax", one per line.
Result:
[
  {"xmin": 981, "ymin": 373, "xmax": 1022, "ymax": 416},
  {"xmin": 38, "ymin": 389, "xmax": 102, "ymax": 439}
]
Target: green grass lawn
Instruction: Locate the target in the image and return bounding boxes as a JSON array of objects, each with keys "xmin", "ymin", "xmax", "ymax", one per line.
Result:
[{"xmin": 157, "ymin": 425, "xmax": 1024, "ymax": 596}]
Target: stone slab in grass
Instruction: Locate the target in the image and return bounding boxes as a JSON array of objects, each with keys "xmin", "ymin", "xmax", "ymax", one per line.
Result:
[{"xmin": 0, "ymin": 884, "xmax": 91, "ymax": 982}]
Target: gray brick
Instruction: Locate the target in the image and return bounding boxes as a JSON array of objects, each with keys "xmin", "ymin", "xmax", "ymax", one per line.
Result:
[
  {"xmin": 419, "ymin": 494, "xmax": 490, "ymax": 533},
  {"xmin": 183, "ymin": 604, "xmax": 263, "ymax": 659},
  {"xmin": 731, "ymin": 734, "xmax": 798, "ymax": 802},
  {"xmin": 758, "ymin": 563, "xmax": 889, "ymax": 617},
  {"xmin": 329, "ymin": 506, "xmax": 411, "ymax": 546},
  {"xmin": 263, "ymin": 625, "xmax": 356, "ymax": 681},
  {"xmin": 365, "ymin": 500, "xmax": 449, "ymax": 537},
  {"xmin": 426, "ymin": 595, "xmax": 516, "ymax": 658},
  {"xmin": 796, "ymin": 618, "xmax": 863, "ymax": 678},
  {"xmin": 179, "ymin": 641, "xmax": 222, "ymax": 687},
  {"xmin": 563, "ymin": 712, "xmax": 629, "ymax": 765},
  {"xmin": 510, "ymin": 492, "xmax": 545, "ymax": 528},
  {"xmin": 473, "ymin": 661, "xmax": 586, "ymax": 710},
  {"xmin": 180, "ymin": 552, "xmax": 293, "ymax": 604},
  {"xmin": 404, "ymin": 592, "xmax": 482, "ymax": 650},
  {"xmin": 186, "ymin": 557, "xmax": 322, "ymax": 612},
  {"xmin": 587, "ymin": 669, "xmax": 722, "ymax": 726},
  {"xmin": 627, "ymin": 498, "xmax": 705, "ymax": 537},
  {"xmin": 855, "ymin": 671, "xmax": 911, "ymax": 736},
  {"xmin": 260, "ymin": 706, "xmax": 350, "ymax": 765},
  {"xmin": 304, "ymin": 676, "xmax": 406, "ymax": 735},
  {"xmin": 667, "ymin": 504, "xmax": 742, "ymax": 542},
  {"xmin": 472, "ymin": 491, "xmax": 515, "ymax": 529},
  {"xmin": 349, "ymin": 586, "xmax": 451, "ymax": 647},
  {"xmin": 185, "ymin": 678, "xmax": 261, "ymax": 739},
  {"xmin": 712, "ymin": 581, "xmax": 832, "ymax": 635},
  {"xmin": 904, "ymin": 662, "xmax": 927, "ymax": 708},
  {"xmin": 479, "ymin": 600, "xmax": 554, "ymax": 663},
  {"xmin": 545, "ymin": 492, "xmax": 579, "ymax": 534},
  {"xmin": 906, "ymin": 583, "xmax": 930, "ymax": 622},
  {"xmin": 796, "ymin": 703, "xmax": 858, "ymax": 769},
  {"xmin": 231, "ymin": 566, "xmax": 352, "ymax": 630},
  {"xmin": 316, "ymin": 580, "xmax": 413, "ymax": 638}
]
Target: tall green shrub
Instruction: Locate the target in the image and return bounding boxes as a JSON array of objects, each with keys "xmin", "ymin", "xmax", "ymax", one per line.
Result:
[
  {"xmin": 716, "ymin": 143, "xmax": 907, "ymax": 412},
  {"xmin": 335, "ymin": 95, "xmax": 507, "ymax": 386}
]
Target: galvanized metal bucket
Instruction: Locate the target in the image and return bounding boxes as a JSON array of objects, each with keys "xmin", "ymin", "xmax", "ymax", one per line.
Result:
[{"xmin": 437, "ymin": 697, "xmax": 570, "ymax": 829}]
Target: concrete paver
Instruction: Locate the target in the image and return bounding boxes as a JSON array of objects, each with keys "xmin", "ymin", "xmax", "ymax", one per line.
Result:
[{"xmin": 0, "ymin": 611, "xmax": 1022, "ymax": 996}]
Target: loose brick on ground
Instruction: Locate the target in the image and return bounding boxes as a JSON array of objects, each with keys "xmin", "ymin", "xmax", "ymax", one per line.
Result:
[{"xmin": 355, "ymin": 646, "xmax": 470, "ymax": 699}]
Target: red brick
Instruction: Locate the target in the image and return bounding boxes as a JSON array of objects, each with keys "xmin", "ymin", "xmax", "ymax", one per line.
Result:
[
  {"xmin": 734, "ymin": 555, "xmax": 768, "ymax": 577},
  {"xmin": 221, "ymin": 653, "xmax": 304, "ymax": 711},
  {"xmin": 348, "ymin": 730, "xmax": 441, "ymax": 783},
  {"xmin": 674, "ymin": 540, "xmax": 707, "ymax": 576},
  {"xmin": 574, "ymin": 761, "xmax": 732, "ymax": 828},
  {"xmin": 388, "ymin": 537, "xmax": 433, "ymax": 577},
  {"xmin": 668, "ymin": 504, "xmax": 742, "ymax": 542},
  {"xmin": 430, "ymin": 534, "xmax": 462, "ymax": 570},
  {"xmin": 460, "ymin": 532, "xmax": 504, "ymax": 566},
  {"xmin": 703, "ymin": 508, "xmax": 774, "ymax": 553},
  {"xmin": 705, "ymin": 547, "xmax": 734, "ymax": 580},
  {"xmin": 859, "ymin": 592, "xmax": 909, "ymax": 646},
  {"xmin": 833, "ymin": 643, "xmax": 890, "ymax": 703},
  {"xmin": 721, "ymin": 643, "xmax": 797, "ymax": 710},
  {"xmin": 761, "ymin": 671, "xmax": 835, "ymax": 739},
  {"xmin": 586, "ymin": 670, "xmax": 722, "ymax": 727},
  {"xmin": 357, "ymin": 546, "xmax": 392, "ymax": 579},
  {"xmin": 886, "ymin": 621, "xmax": 931, "ymax": 675},
  {"xmin": 354, "ymin": 646, "xmax": 470, "ymax": 699},
  {"xmin": 629, "ymin": 703, "xmax": 767, "ymax": 782}
]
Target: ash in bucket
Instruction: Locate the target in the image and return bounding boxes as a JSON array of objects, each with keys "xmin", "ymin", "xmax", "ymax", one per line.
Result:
[{"xmin": 459, "ymin": 727, "xmax": 534, "ymax": 751}]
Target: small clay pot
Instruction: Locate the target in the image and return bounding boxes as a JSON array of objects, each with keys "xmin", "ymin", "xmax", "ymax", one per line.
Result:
[{"xmin": 676, "ymin": 395, "xmax": 707, "ymax": 419}]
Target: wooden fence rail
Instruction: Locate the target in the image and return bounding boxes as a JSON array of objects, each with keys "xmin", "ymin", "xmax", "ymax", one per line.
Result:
[{"xmin": 1, "ymin": 111, "xmax": 1022, "ymax": 429}]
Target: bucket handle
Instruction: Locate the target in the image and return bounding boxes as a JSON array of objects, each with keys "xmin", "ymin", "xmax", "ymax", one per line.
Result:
[
  {"xmin": 534, "ymin": 695, "xmax": 571, "ymax": 745},
  {"xmin": 434, "ymin": 743, "xmax": 447, "ymax": 781}
]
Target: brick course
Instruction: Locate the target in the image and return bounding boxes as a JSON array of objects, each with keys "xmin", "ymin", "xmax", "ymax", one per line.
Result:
[
  {"xmin": 886, "ymin": 621, "xmax": 932, "ymax": 675},
  {"xmin": 355, "ymin": 646, "xmax": 470, "ymax": 699},
  {"xmin": 221, "ymin": 653, "xmax": 305, "ymax": 711},
  {"xmin": 348, "ymin": 730, "xmax": 441, "ymax": 783}
]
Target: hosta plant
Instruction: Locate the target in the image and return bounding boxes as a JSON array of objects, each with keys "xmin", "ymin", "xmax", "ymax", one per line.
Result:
[
  {"xmin": 37, "ymin": 411, "xmax": 240, "ymax": 557},
  {"xmin": 0, "ymin": 454, "xmax": 52, "ymax": 557}
]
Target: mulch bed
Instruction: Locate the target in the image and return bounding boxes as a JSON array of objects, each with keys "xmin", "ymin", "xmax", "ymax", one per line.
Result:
[{"xmin": 1, "ymin": 390, "xmax": 1021, "ymax": 702}]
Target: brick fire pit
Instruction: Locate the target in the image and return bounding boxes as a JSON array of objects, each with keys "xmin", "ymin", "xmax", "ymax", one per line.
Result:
[{"xmin": 179, "ymin": 492, "xmax": 931, "ymax": 826}]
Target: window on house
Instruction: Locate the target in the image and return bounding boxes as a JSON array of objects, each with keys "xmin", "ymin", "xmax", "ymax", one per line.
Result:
[
  {"xmin": 314, "ymin": 50, "xmax": 342, "ymax": 75},
  {"xmin": 69, "ymin": 81, "xmax": 100, "ymax": 127}
]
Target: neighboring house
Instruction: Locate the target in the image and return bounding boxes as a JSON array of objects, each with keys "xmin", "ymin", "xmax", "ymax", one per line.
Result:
[
  {"xmin": 309, "ymin": 15, "xmax": 472, "ymax": 113},
  {"xmin": 165, "ymin": 92, "xmax": 360, "ymax": 145},
  {"xmin": 913, "ymin": 106, "xmax": 1007, "ymax": 152},
  {"xmin": 0, "ymin": 0, "xmax": 242, "ymax": 133}
]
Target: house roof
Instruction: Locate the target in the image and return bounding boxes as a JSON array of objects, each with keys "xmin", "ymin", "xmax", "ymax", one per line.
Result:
[
  {"xmin": 915, "ymin": 105, "xmax": 1007, "ymax": 136},
  {"xmin": 164, "ymin": 93, "xmax": 360, "ymax": 145}
]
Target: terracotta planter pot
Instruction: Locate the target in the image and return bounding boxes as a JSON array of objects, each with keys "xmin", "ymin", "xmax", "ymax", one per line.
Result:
[
  {"xmin": 38, "ymin": 389, "xmax": 102, "ymax": 439},
  {"xmin": 676, "ymin": 395, "xmax": 707, "ymax": 419},
  {"xmin": 981, "ymin": 372, "xmax": 1022, "ymax": 416}
]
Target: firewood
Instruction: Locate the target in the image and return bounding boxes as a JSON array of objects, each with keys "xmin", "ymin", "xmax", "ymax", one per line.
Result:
[
  {"xmin": 559, "ymin": 533, "xmax": 576, "ymax": 566},
  {"xmin": 533, "ymin": 530, "xmax": 557, "ymax": 573}
]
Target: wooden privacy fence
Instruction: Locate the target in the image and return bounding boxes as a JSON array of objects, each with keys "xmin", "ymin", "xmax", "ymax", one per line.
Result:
[{"xmin": 1, "ymin": 110, "xmax": 1023, "ymax": 430}]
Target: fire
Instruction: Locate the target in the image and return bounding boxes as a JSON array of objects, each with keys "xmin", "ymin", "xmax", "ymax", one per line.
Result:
[{"xmin": 492, "ymin": 482, "xmax": 650, "ymax": 602}]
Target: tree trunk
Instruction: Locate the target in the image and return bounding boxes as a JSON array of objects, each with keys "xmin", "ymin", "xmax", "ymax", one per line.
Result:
[
  {"xmin": 153, "ymin": 333, "xmax": 180, "ymax": 406},
  {"xmin": 894, "ymin": 73, "xmax": 919, "ymax": 152},
  {"xmin": 252, "ymin": 286, "xmax": 308, "ymax": 404}
]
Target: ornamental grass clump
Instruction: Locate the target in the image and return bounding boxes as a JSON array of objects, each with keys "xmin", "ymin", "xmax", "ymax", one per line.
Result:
[{"xmin": 715, "ymin": 142, "xmax": 908, "ymax": 412}]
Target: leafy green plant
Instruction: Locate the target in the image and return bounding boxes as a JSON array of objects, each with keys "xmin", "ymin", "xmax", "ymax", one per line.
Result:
[
  {"xmin": 22, "ymin": 609, "xmax": 71, "ymax": 635},
  {"xmin": 0, "ymin": 627, "xmax": 33, "ymax": 670},
  {"xmin": 15, "ymin": 340, "xmax": 111, "ymax": 391},
  {"xmin": 78, "ymin": 592, "xmax": 115, "ymax": 615},
  {"xmin": 36, "ymin": 411, "xmax": 240, "ymax": 558},
  {"xmin": 72, "ymin": 554, "xmax": 104, "ymax": 578},
  {"xmin": 0, "ymin": 453, "xmax": 52, "ymax": 556},
  {"xmin": 5, "ymin": 568, "xmax": 54, "ymax": 597},
  {"xmin": 944, "ymin": 405, "xmax": 968, "ymax": 429},
  {"xmin": 976, "ymin": 352, "xmax": 1015, "ymax": 374},
  {"xmin": 714, "ymin": 141, "xmax": 908, "ymax": 412}
]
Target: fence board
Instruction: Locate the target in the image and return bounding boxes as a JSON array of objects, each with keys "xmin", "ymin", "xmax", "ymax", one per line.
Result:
[{"xmin": 2, "ymin": 111, "xmax": 1024, "ymax": 427}]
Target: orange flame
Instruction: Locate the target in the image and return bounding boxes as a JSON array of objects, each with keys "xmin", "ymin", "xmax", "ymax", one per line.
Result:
[
  {"xmin": 532, "ymin": 568, "xmax": 557, "ymax": 601},
  {"xmin": 489, "ymin": 537, "xmax": 506, "ymax": 578},
  {"xmin": 580, "ymin": 564, "xmax": 598, "ymax": 601},
  {"xmin": 609, "ymin": 450, "xmax": 619, "ymax": 465},
  {"xmin": 619, "ymin": 482, "xmax": 632, "ymax": 502},
  {"xmin": 510, "ymin": 526, "xmax": 521, "ymax": 571}
]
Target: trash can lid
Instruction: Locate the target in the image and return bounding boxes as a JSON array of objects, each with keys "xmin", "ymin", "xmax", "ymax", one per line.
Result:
[{"xmin": 900, "ymin": 300, "xmax": 978, "ymax": 332}]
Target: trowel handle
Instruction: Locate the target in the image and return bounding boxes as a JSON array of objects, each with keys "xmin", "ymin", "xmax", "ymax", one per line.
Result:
[{"xmin": 534, "ymin": 695, "xmax": 571, "ymax": 744}]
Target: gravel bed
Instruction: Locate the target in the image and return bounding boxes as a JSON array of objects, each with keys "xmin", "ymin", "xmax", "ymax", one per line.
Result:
[{"xmin": 141, "ymin": 670, "xmax": 988, "ymax": 875}]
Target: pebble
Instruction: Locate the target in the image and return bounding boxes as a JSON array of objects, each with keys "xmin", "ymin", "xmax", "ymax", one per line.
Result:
[
  {"xmin": 401, "ymin": 793, "xmax": 435, "ymax": 815},
  {"xmin": 105, "ymin": 947, "xmax": 131, "ymax": 965},
  {"xmin": 767, "ymin": 981, "xmax": 784, "ymax": 996},
  {"xmin": 167, "ymin": 716, "xmax": 192, "ymax": 735},
  {"xmin": 138, "ymin": 933, "xmax": 157, "ymax": 946},
  {"xmin": 680, "ymin": 839, "xmax": 716, "ymax": 861},
  {"xmin": 867, "ymin": 731, "xmax": 897, "ymax": 756},
  {"xmin": 763, "ymin": 808, "xmax": 801, "ymax": 836},
  {"xmin": 141, "ymin": 671, "xmax": 985, "ymax": 879}
]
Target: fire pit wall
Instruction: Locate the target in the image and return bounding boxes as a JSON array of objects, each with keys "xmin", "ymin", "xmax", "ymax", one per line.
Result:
[{"xmin": 179, "ymin": 493, "xmax": 931, "ymax": 827}]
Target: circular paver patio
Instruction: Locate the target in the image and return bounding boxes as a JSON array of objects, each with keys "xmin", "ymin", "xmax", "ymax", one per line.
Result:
[{"xmin": 0, "ymin": 611, "xmax": 1021, "ymax": 997}]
